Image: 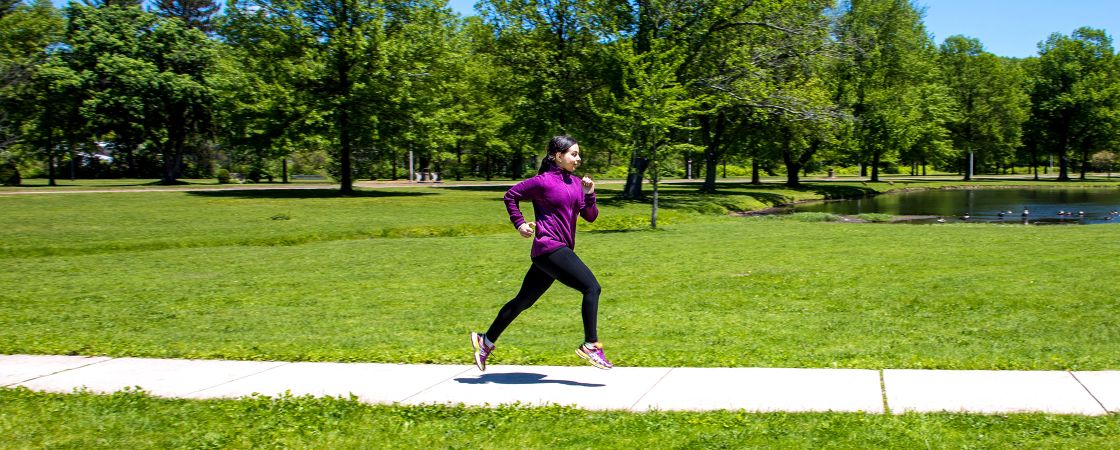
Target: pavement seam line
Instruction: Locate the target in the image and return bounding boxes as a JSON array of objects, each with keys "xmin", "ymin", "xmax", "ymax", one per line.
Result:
[
  {"xmin": 628, "ymin": 367, "xmax": 674, "ymax": 412},
  {"xmin": 184, "ymin": 361, "xmax": 294, "ymax": 398},
  {"xmin": 1068, "ymin": 371, "xmax": 1110, "ymax": 415},
  {"xmin": 5, "ymin": 355, "xmax": 115, "ymax": 388},
  {"xmin": 397, "ymin": 366, "xmax": 475, "ymax": 404},
  {"xmin": 879, "ymin": 369, "xmax": 892, "ymax": 415}
]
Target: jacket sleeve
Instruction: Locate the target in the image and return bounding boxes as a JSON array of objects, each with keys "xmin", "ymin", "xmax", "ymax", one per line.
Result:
[
  {"xmin": 504, "ymin": 177, "xmax": 539, "ymax": 229},
  {"xmin": 580, "ymin": 192, "xmax": 599, "ymax": 223}
]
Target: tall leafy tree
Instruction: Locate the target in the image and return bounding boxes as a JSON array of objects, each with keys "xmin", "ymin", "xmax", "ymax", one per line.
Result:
[
  {"xmin": 0, "ymin": 0, "xmax": 62, "ymax": 156},
  {"xmin": 1031, "ymin": 27, "xmax": 1120, "ymax": 181},
  {"xmin": 675, "ymin": 0, "xmax": 836, "ymax": 193},
  {"xmin": 595, "ymin": 36, "xmax": 704, "ymax": 226},
  {"xmin": 366, "ymin": 0, "xmax": 460, "ymax": 181},
  {"xmin": 61, "ymin": 4, "xmax": 216, "ymax": 182},
  {"xmin": 834, "ymin": 0, "xmax": 942, "ymax": 181},
  {"xmin": 216, "ymin": 1, "xmax": 323, "ymax": 182},
  {"xmin": 477, "ymin": 0, "xmax": 617, "ymax": 179},
  {"xmin": 440, "ymin": 16, "xmax": 514, "ymax": 181},
  {"xmin": 228, "ymin": 0, "xmax": 447, "ymax": 193},
  {"xmin": 939, "ymin": 36, "xmax": 1028, "ymax": 179}
]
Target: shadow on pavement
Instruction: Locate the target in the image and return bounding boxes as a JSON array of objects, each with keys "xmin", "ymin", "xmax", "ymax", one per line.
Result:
[{"xmin": 454, "ymin": 372, "xmax": 605, "ymax": 387}]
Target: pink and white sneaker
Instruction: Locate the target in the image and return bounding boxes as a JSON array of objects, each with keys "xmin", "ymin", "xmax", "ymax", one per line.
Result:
[
  {"xmin": 576, "ymin": 342, "xmax": 613, "ymax": 370},
  {"xmin": 470, "ymin": 332, "xmax": 495, "ymax": 371}
]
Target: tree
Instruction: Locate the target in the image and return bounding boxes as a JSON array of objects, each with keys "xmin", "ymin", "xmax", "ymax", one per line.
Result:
[
  {"xmin": 215, "ymin": 2, "xmax": 324, "ymax": 182},
  {"xmin": 595, "ymin": 37, "xmax": 703, "ymax": 227},
  {"xmin": 939, "ymin": 36, "xmax": 1028, "ymax": 179},
  {"xmin": 1031, "ymin": 27, "xmax": 1120, "ymax": 181},
  {"xmin": 154, "ymin": 0, "xmax": 219, "ymax": 32},
  {"xmin": 59, "ymin": 4, "xmax": 216, "ymax": 182},
  {"xmin": 19, "ymin": 56, "xmax": 82, "ymax": 185},
  {"xmin": 476, "ymin": 0, "xmax": 618, "ymax": 179},
  {"xmin": 365, "ymin": 0, "xmax": 461, "ymax": 182},
  {"xmin": 834, "ymin": 0, "xmax": 943, "ymax": 181},
  {"xmin": 229, "ymin": 0, "xmax": 457, "ymax": 194},
  {"xmin": 680, "ymin": 0, "xmax": 835, "ymax": 193},
  {"xmin": 440, "ymin": 17, "xmax": 514, "ymax": 181},
  {"xmin": 0, "ymin": 0, "xmax": 62, "ymax": 156}
]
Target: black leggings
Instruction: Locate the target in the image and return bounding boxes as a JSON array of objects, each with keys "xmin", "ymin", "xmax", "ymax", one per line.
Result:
[{"xmin": 485, "ymin": 247, "xmax": 601, "ymax": 343}]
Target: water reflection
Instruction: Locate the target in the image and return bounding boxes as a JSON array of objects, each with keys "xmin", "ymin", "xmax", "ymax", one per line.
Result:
[{"xmin": 794, "ymin": 188, "xmax": 1120, "ymax": 225}]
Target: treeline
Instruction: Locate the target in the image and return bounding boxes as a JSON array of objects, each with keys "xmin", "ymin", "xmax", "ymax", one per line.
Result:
[{"xmin": 1, "ymin": 0, "xmax": 1118, "ymax": 193}]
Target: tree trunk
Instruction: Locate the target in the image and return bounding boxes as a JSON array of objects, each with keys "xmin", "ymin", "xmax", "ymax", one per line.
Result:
[
  {"xmin": 1080, "ymin": 148, "xmax": 1089, "ymax": 180},
  {"xmin": 623, "ymin": 156, "xmax": 648, "ymax": 199},
  {"xmin": 650, "ymin": 145, "xmax": 658, "ymax": 229},
  {"xmin": 282, "ymin": 159, "xmax": 289, "ymax": 183},
  {"xmin": 751, "ymin": 158, "xmax": 760, "ymax": 185},
  {"xmin": 337, "ymin": 53, "xmax": 353, "ymax": 195},
  {"xmin": 162, "ymin": 108, "xmax": 187, "ymax": 184},
  {"xmin": 47, "ymin": 143, "xmax": 56, "ymax": 186},
  {"xmin": 621, "ymin": 141, "xmax": 646, "ymax": 199},
  {"xmin": 963, "ymin": 149, "xmax": 972, "ymax": 181},
  {"xmin": 699, "ymin": 111, "xmax": 725, "ymax": 193},
  {"xmin": 1057, "ymin": 150, "xmax": 1070, "ymax": 181},
  {"xmin": 870, "ymin": 151, "xmax": 881, "ymax": 182},
  {"xmin": 455, "ymin": 141, "xmax": 463, "ymax": 181}
]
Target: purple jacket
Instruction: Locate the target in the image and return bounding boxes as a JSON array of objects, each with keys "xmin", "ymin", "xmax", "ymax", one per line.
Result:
[{"xmin": 504, "ymin": 167, "xmax": 599, "ymax": 258}]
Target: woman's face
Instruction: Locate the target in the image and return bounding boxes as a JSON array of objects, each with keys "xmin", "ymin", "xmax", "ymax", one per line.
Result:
[{"xmin": 554, "ymin": 144, "xmax": 582, "ymax": 172}]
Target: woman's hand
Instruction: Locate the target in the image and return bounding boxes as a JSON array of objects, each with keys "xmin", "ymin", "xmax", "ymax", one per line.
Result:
[
  {"xmin": 518, "ymin": 222, "xmax": 535, "ymax": 238},
  {"xmin": 581, "ymin": 176, "xmax": 595, "ymax": 195}
]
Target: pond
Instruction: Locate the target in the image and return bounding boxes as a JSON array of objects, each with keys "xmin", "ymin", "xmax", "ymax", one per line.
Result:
[{"xmin": 792, "ymin": 188, "xmax": 1120, "ymax": 225}]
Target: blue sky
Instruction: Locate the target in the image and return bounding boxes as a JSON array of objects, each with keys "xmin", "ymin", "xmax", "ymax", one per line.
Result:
[
  {"xmin": 919, "ymin": 0, "xmax": 1118, "ymax": 57},
  {"xmin": 446, "ymin": 0, "xmax": 1119, "ymax": 58}
]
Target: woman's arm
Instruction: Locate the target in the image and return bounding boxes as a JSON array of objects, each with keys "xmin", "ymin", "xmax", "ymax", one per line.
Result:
[
  {"xmin": 504, "ymin": 176, "xmax": 540, "ymax": 230},
  {"xmin": 580, "ymin": 176, "xmax": 598, "ymax": 223}
]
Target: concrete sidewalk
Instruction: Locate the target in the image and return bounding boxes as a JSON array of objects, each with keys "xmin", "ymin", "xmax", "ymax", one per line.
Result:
[{"xmin": 2, "ymin": 355, "xmax": 1116, "ymax": 415}]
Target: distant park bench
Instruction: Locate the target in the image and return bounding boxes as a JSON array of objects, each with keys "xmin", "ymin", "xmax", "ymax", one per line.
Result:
[{"xmin": 291, "ymin": 174, "xmax": 327, "ymax": 181}]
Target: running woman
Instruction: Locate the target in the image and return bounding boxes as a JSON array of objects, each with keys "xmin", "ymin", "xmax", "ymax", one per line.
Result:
[{"xmin": 470, "ymin": 135, "xmax": 613, "ymax": 371}]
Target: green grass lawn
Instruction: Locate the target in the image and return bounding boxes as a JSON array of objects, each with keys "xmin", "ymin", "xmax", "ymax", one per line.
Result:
[
  {"xmin": 4, "ymin": 179, "xmax": 1119, "ymax": 446},
  {"xmin": 3, "ymin": 388, "xmax": 1118, "ymax": 449},
  {"xmin": 2, "ymin": 180, "xmax": 1118, "ymax": 369}
]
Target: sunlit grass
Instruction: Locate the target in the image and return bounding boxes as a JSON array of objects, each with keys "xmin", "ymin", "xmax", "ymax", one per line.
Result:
[{"xmin": 3, "ymin": 388, "xmax": 1119, "ymax": 449}]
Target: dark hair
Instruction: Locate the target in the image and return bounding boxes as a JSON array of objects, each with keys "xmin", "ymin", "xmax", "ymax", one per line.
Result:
[{"xmin": 538, "ymin": 135, "xmax": 579, "ymax": 174}]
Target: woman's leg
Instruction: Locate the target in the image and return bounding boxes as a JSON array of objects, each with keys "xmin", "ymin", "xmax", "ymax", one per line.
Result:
[
  {"xmin": 484, "ymin": 264, "xmax": 554, "ymax": 342},
  {"xmin": 533, "ymin": 247, "xmax": 601, "ymax": 343}
]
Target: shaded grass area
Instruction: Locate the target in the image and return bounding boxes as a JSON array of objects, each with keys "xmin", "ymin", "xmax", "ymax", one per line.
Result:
[
  {"xmin": 2, "ymin": 388, "xmax": 1118, "ymax": 449},
  {"xmin": 6, "ymin": 178, "xmax": 1116, "ymax": 258},
  {"xmin": 2, "ymin": 218, "xmax": 1117, "ymax": 370},
  {"xmin": 0, "ymin": 177, "xmax": 339, "ymax": 191}
]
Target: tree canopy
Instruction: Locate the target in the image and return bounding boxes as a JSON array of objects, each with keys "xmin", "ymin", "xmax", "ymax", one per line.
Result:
[{"xmin": 0, "ymin": 0, "xmax": 1117, "ymax": 191}]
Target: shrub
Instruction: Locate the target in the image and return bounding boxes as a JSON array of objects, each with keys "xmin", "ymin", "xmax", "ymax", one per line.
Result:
[
  {"xmin": 857, "ymin": 213, "xmax": 894, "ymax": 223},
  {"xmin": 0, "ymin": 162, "xmax": 21, "ymax": 186},
  {"xmin": 216, "ymin": 169, "xmax": 230, "ymax": 184}
]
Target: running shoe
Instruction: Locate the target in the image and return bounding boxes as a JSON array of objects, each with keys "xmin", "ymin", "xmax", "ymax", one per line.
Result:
[
  {"xmin": 470, "ymin": 332, "xmax": 495, "ymax": 371},
  {"xmin": 576, "ymin": 342, "xmax": 613, "ymax": 370}
]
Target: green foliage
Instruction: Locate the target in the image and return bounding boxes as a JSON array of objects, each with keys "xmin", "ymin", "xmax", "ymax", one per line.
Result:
[
  {"xmin": 40, "ymin": 3, "xmax": 218, "ymax": 182},
  {"xmin": 835, "ymin": 0, "xmax": 948, "ymax": 181},
  {"xmin": 215, "ymin": 168, "xmax": 230, "ymax": 183},
  {"xmin": 4, "ymin": 387, "xmax": 1120, "ymax": 448},
  {"xmin": 939, "ymin": 36, "xmax": 1030, "ymax": 178},
  {"xmin": 0, "ymin": 160, "xmax": 19, "ymax": 185},
  {"xmin": 1032, "ymin": 27, "xmax": 1120, "ymax": 180}
]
